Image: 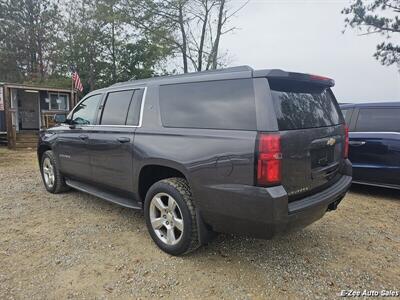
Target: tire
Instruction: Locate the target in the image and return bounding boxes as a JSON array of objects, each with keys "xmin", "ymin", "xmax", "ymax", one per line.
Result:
[
  {"xmin": 144, "ymin": 177, "xmax": 200, "ymax": 256},
  {"xmin": 40, "ymin": 150, "xmax": 69, "ymax": 194}
]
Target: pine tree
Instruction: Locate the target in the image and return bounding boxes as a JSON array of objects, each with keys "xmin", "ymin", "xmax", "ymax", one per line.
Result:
[
  {"xmin": 343, "ymin": 0, "xmax": 400, "ymax": 69},
  {"xmin": 0, "ymin": 0, "xmax": 62, "ymax": 82}
]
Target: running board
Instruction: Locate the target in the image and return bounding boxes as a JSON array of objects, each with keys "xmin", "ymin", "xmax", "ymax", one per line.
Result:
[{"xmin": 65, "ymin": 179, "xmax": 141, "ymax": 210}]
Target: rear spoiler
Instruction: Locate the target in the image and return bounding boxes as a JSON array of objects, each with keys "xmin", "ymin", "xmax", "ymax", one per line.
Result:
[{"xmin": 253, "ymin": 69, "xmax": 335, "ymax": 87}]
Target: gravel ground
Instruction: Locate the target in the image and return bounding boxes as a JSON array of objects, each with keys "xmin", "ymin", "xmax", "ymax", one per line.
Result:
[{"xmin": 0, "ymin": 148, "xmax": 399, "ymax": 299}]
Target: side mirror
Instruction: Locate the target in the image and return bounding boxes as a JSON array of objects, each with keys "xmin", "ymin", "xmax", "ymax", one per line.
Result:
[{"xmin": 54, "ymin": 114, "xmax": 67, "ymax": 124}]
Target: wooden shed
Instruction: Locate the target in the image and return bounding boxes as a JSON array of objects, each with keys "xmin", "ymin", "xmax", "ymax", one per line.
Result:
[{"xmin": 0, "ymin": 83, "xmax": 77, "ymax": 149}]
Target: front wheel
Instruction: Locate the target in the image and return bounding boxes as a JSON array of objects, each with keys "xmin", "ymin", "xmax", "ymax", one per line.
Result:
[
  {"xmin": 40, "ymin": 150, "xmax": 69, "ymax": 194},
  {"xmin": 144, "ymin": 178, "xmax": 200, "ymax": 255}
]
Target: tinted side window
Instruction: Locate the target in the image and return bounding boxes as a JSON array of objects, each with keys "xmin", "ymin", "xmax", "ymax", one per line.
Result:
[
  {"xmin": 72, "ymin": 94, "xmax": 102, "ymax": 125},
  {"xmin": 160, "ymin": 79, "xmax": 256, "ymax": 130},
  {"xmin": 356, "ymin": 108, "xmax": 400, "ymax": 132},
  {"xmin": 341, "ymin": 108, "xmax": 352, "ymax": 124},
  {"xmin": 126, "ymin": 89, "xmax": 144, "ymax": 126},
  {"xmin": 101, "ymin": 90, "xmax": 134, "ymax": 125}
]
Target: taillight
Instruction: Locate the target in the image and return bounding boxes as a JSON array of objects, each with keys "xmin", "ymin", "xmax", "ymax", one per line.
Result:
[
  {"xmin": 344, "ymin": 125, "xmax": 349, "ymax": 158},
  {"xmin": 256, "ymin": 133, "xmax": 282, "ymax": 186}
]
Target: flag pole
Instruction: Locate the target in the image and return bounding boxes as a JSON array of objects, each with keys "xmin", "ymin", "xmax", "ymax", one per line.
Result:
[
  {"xmin": 71, "ymin": 70, "xmax": 77, "ymax": 106},
  {"xmin": 71, "ymin": 72, "xmax": 74, "ymax": 106}
]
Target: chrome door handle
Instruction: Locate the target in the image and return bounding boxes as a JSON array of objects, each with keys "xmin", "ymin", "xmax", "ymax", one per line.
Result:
[
  {"xmin": 79, "ymin": 134, "xmax": 89, "ymax": 140},
  {"xmin": 349, "ymin": 141, "xmax": 366, "ymax": 146}
]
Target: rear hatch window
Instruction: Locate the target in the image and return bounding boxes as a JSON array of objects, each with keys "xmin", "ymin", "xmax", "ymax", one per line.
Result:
[
  {"xmin": 269, "ymin": 79, "xmax": 341, "ymax": 131},
  {"xmin": 267, "ymin": 78, "xmax": 344, "ymax": 202}
]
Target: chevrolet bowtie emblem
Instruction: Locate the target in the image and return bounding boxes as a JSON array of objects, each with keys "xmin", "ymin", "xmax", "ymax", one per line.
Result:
[{"xmin": 327, "ymin": 138, "xmax": 336, "ymax": 146}]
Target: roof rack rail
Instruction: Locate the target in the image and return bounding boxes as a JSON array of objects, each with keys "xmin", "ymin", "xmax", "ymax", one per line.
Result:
[{"xmin": 110, "ymin": 65, "xmax": 254, "ymax": 87}]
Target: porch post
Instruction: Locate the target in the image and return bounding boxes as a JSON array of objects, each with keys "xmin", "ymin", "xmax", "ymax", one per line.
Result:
[
  {"xmin": 4, "ymin": 86, "xmax": 16, "ymax": 149},
  {"xmin": 71, "ymin": 76, "xmax": 76, "ymax": 107},
  {"xmin": 70, "ymin": 90, "xmax": 77, "ymax": 108}
]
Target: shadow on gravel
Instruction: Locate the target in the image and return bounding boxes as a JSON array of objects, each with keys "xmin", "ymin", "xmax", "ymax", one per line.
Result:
[
  {"xmin": 63, "ymin": 189, "xmax": 144, "ymax": 220},
  {"xmin": 190, "ymin": 226, "xmax": 330, "ymax": 264},
  {"xmin": 67, "ymin": 189, "xmax": 336, "ymax": 266},
  {"xmin": 349, "ymin": 183, "xmax": 400, "ymax": 201}
]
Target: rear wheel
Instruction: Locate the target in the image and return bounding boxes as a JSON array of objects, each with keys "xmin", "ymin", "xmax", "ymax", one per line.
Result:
[
  {"xmin": 40, "ymin": 150, "xmax": 69, "ymax": 194},
  {"xmin": 144, "ymin": 178, "xmax": 200, "ymax": 255}
]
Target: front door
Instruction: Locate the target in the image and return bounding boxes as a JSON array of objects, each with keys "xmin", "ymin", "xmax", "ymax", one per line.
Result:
[
  {"xmin": 56, "ymin": 94, "xmax": 103, "ymax": 181},
  {"xmin": 19, "ymin": 91, "xmax": 39, "ymax": 130}
]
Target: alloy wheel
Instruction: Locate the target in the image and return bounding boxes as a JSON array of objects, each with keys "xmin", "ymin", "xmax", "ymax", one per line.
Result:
[
  {"xmin": 42, "ymin": 157, "xmax": 55, "ymax": 188},
  {"xmin": 149, "ymin": 192, "xmax": 184, "ymax": 245}
]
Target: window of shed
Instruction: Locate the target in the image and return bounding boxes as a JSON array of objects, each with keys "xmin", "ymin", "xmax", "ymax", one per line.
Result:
[{"xmin": 49, "ymin": 93, "xmax": 69, "ymax": 110}]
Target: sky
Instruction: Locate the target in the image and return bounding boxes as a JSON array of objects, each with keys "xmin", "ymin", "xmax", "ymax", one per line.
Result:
[{"xmin": 221, "ymin": 0, "xmax": 400, "ymax": 103}]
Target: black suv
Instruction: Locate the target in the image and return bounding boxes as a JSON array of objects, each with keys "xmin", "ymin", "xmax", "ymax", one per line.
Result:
[{"xmin": 38, "ymin": 66, "xmax": 352, "ymax": 255}]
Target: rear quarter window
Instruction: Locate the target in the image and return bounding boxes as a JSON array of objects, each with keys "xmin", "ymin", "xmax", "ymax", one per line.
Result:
[
  {"xmin": 355, "ymin": 108, "xmax": 400, "ymax": 132},
  {"xmin": 159, "ymin": 79, "xmax": 256, "ymax": 130},
  {"xmin": 340, "ymin": 108, "xmax": 353, "ymax": 124},
  {"xmin": 269, "ymin": 79, "xmax": 341, "ymax": 131}
]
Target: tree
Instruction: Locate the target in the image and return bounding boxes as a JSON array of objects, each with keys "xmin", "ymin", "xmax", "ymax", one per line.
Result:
[
  {"xmin": 342, "ymin": 0, "xmax": 400, "ymax": 69},
  {"xmin": 62, "ymin": 0, "xmax": 105, "ymax": 91},
  {"xmin": 125, "ymin": 0, "xmax": 248, "ymax": 73},
  {"xmin": 1, "ymin": 0, "xmax": 238, "ymax": 93},
  {"xmin": 0, "ymin": 0, "xmax": 62, "ymax": 82},
  {"xmin": 95, "ymin": 0, "xmax": 126, "ymax": 83},
  {"xmin": 62, "ymin": 0, "xmax": 173, "ymax": 92},
  {"xmin": 118, "ymin": 39, "xmax": 171, "ymax": 81}
]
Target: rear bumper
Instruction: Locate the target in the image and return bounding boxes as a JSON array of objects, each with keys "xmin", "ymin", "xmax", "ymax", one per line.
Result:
[{"xmin": 199, "ymin": 162, "xmax": 352, "ymax": 239}]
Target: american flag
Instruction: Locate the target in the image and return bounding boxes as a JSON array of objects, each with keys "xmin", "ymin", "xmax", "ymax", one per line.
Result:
[{"xmin": 72, "ymin": 71, "xmax": 83, "ymax": 92}]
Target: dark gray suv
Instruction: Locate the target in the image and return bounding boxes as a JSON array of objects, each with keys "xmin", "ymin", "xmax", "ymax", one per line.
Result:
[{"xmin": 38, "ymin": 66, "xmax": 352, "ymax": 255}]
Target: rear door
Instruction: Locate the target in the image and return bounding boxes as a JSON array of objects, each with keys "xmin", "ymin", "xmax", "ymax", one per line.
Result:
[
  {"xmin": 89, "ymin": 88, "xmax": 144, "ymax": 193},
  {"xmin": 268, "ymin": 79, "xmax": 345, "ymax": 200},
  {"xmin": 350, "ymin": 107, "xmax": 400, "ymax": 186}
]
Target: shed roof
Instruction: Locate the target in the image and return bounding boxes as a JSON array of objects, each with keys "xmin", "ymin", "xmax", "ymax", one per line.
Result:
[{"xmin": 1, "ymin": 82, "xmax": 73, "ymax": 93}]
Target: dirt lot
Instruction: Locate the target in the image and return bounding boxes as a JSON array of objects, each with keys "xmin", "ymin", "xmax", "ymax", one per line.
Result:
[{"xmin": 0, "ymin": 148, "xmax": 399, "ymax": 299}]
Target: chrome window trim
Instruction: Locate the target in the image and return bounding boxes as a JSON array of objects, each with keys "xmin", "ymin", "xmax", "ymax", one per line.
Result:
[
  {"xmin": 352, "ymin": 131, "xmax": 400, "ymax": 134},
  {"xmin": 70, "ymin": 86, "xmax": 147, "ymax": 128}
]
